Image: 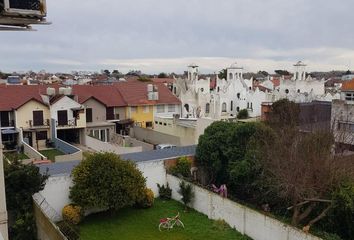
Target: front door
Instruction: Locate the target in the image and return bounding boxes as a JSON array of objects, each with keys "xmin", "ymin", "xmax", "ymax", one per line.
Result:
[
  {"xmin": 33, "ymin": 110, "xmax": 44, "ymax": 126},
  {"xmin": 57, "ymin": 110, "xmax": 68, "ymax": 126}
]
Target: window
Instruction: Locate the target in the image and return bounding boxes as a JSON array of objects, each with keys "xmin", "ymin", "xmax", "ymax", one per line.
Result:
[
  {"xmin": 247, "ymin": 102, "xmax": 250, "ymax": 109},
  {"xmin": 86, "ymin": 108, "xmax": 93, "ymax": 123},
  {"xmin": 93, "ymin": 130, "xmax": 100, "ymax": 139},
  {"xmin": 222, "ymin": 103, "xmax": 227, "ymax": 112},
  {"xmin": 36, "ymin": 131, "xmax": 47, "ymax": 140},
  {"xmin": 173, "ymin": 87, "xmax": 177, "ymax": 94},
  {"xmin": 184, "ymin": 104, "xmax": 189, "ymax": 112},
  {"xmin": 217, "ymin": 87, "xmax": 220, "ymax": 92},
  {"xmin": 285, "ymin": 89, "xmax": 289, "ymax": 94},
  {"xmin": 155, "ymin": 121, "xmax": 158, "ymax": 124},
  {"xmin": 168, "ymin": 105, "xmax": 175, "ymax": 112},
  {"xmin": 157, "ymin": 105, "xmax": 165, "ymax": 113},
  {"xmin": 250, "ymin": 102, "xmax": 253, "ymax": 109},
  {"xmin": 131, "ymin": 106, "xmax": 137, "ymax": 113},
  {"xmin": 200, "ymin": 88, "xmax": 204, "ymax": 92},
  {"xmin": 159, "ymin": 122, "xmax": 162, "ymax": 125},
  {"xmin": 230, "ymin": 101, "xmax": 233, "ymax": 111},
  {"xmin": 146, "ymin": 121, "xmax": 153, "ymax": 128},
  {"xmin": 237, "ymin": 93, "xmax": 240, "ymax": 99},
  {"xmin": 345, "ymin": 93, "xmax": 354, "ymax": 101},
  {"xmin": 33, "ymin": 110, "xmax": 44, "ymax": 126},
  {"xmin": 229, "ymin": 73, "xmax": 233, "ymax": 80},
  {"xmin": 144, "ymin": 106, "xmax": 150, "ymax": 113},
  {"xmin": 0, "ymin": 112, "xmax": 10, "ymax": 127},
  {"xmin": 236, "ymin": 107, "xmax": 240, "ymax": 112},
  {"xmin": 106, "ymin": 107, "xmax": 114, "ymax": 120},
  {"xmin": 100, "ymin": 129, "xmax": 106, "ymax": 142},
  {"xmin": 205, "ymin": 103, "xmax": 210, "ymax": 114},
  {"xmin": 164, "ymin": 123, "xmax": 167, "ymax": 126},
  {"xmin": 297, "ymin": 89, "xmax": 301, "ymax": 93}
]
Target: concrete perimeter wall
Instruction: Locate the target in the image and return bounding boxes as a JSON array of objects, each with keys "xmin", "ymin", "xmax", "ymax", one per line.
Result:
[
  {"xmin": 131, "ymin": 126, "xmax": 181, "ymax": 146},
  {"xmin": 39, "ymin": 160, "xmax": 166, "ymax": 219},
  {"xmin": 85, "ymin": 135, "xmax": 142, "ymax": 155},
  {"xmin": 167, "ymin": 174, "xmax": 322, "ymax": 240}
]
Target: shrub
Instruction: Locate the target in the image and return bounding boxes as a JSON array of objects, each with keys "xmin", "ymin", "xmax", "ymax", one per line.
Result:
[
  {"xmin": 62, "ymin": 204, "xmax": 83, "ymax": 225},
  {"xmin": 157, "ymin": 183, "xmax": 172, "ymax": 200},
  {"xmin": 178, "ymin": 181, "xmax": 194, "ymax": 207},
  {"xmin": 69, "ymin": 152, "xmax": 146, "ymax": 212},
  {"xmin": 170, "ymin": 157, "xmax": 192, "ymax": 178},
  {"xmin": 237, "ymin": 109, "xmax": 249, "ymax": 119},
  {"xmin": 137, "ymin": 188, "xmax": 154, "ymax": 208}
]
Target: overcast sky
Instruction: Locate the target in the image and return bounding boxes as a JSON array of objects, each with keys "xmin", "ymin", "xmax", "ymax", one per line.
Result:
[{"xmin": 1, "ymin": 0, "xmax": 354, "ymax": 74}]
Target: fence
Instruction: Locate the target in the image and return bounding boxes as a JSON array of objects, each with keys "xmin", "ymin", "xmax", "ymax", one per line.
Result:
[
  {"xmin": 130, "ymin": 126, "xmax": 181, "ymax": 146},
  {"xmin": 54, "ymin": 138, "xmax": 82, "ymax": 162},
  {"xmin": 167, "ymin": 174, "xmax": 322, "ymax": 240},
  {"xmin": 85, "ymin": 135, "xmax": 142, "ymax": 155},
  {"xmin": 33, "ymin": 193, "xmax": 79, "ymax": 240},
  {"xmin": 22, "ymin": 140, "xmax": 47, "ymax": 160}
]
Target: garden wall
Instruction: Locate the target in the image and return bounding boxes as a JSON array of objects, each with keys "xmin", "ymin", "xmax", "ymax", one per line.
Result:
[
  {"xmin": 39, "ymin": 160, "xmax": 167, "ymax": 218},
  {"xmin": 22, "ymin": 140, "xmax": 47, "ymax": 160},
  {"xmin": 167, "ymin": 174, "xmax": 322, "ymax": 240},
  {"xmin": 85, "ymin": 135, "xmax": 142, "ymax": 155}
]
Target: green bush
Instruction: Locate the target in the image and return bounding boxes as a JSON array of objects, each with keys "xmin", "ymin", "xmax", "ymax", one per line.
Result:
[
  {"xmin": 69, "ymin": 152, "xmax": 146, "ymax": 212},
  {"xmin": 157, "ymin": 183, "xmax": 172, "ymax": 200},
  {"xmin": 237, "ymin": 109, "xmax": 249, "ymax": 119},
  {"xmin": 178, "ymin": 181, "xmax": 194, "ymax": 207},
  {"xmin": 170, "ymin": 157, "xmax": 192, "ymax": 178},
  {"xmin": 136, "ymin": 188, "xmax": 154, "ymax": 208}
]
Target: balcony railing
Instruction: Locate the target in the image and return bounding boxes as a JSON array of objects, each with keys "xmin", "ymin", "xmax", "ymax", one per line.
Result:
[
  {"xmin": 29, "ymin": 119, "xmax": 50, "ymax": 128},
  {"xmin": 56, "ymin": 119, "xmax": 77, "ymax": 127},
  {"xmin": 0, "ymin": 120, "xmax": 15, "ymax": 128}
]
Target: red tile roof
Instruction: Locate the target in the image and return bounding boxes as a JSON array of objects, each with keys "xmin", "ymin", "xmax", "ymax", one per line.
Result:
[
  {"xmin": 0, "ymin": 85, "xmax": 47, "ymax": 111},
  {"xmin": 114, "ymin": 82, "xmax": 180, "ymax": 106},
  {"xmin": 151, "ymin": 78, "xmax": 174, "ymax": 84},
  {"xmin": 72, "ymin": 85, "xmax": 126, "ymax": 107},
  {"xmin": 271, "ymin": 78, "xmax": 280, "ymax": 87},
  {"xmin": 341, "ymin": 79, "xmax": 354, "ymax": 91}
]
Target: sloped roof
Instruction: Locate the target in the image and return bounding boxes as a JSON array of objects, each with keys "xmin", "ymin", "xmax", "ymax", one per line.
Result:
[
  {"xmin": 0, "ymin": 85, "xmax": 47, "ymax": 111},
  {"xmin": 114, "ymin": 82, "xmax": 180, "ymax": 106},
  {"xmin": 38, "ymin": 145, "xmax": 196, "ymax": 176},
  {"xmin": 72, "ymin": 85, "xmax": 126, "ymax": 107},
  {"xmin": 341, "ymin": 79, "xmax": 354, "ymax": 91}
]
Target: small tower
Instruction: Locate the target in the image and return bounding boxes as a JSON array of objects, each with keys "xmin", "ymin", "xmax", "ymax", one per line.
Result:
[
  {"xmin": 187, "ymin": 63, "xmax": 199, "ymax": 81},
  {"xmin": 293, "ymin": 61, "xmax": 307, "ymax": 81},
  {"xmin": 227, "ymin": 62, "xmax": 243, "ymax": 81}
]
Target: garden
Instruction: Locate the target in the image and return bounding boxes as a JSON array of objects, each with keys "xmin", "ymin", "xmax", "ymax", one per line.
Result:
[{"xmin": 39, "ymin": 148, "xmax": 64, "ymax": 161}]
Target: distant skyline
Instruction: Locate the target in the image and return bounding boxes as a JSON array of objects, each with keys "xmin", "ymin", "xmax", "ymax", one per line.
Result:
[{"xmin": 1, "ymin": 0, "xmax": 354, "ymax": 74}]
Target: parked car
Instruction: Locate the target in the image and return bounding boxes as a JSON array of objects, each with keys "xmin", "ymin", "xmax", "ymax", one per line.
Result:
[{"xmin": 156, "ymin": 144, "xmax": 176, "ymax": 150}]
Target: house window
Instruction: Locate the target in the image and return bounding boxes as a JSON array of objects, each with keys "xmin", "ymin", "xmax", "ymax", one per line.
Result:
[
  {"xmin": 157, "ymin": 105, "xmax": 165, "ymax": 113},
  {"xmin": 236, "ymin": 107, "xmax": 240, "ymax": 112},
  {"xmin": 93, "ymin": 130, "xmax": 100, "ymax": 139},
  {"xmin": 131, "ymin": 106, "xmax": 137, "ymax": 113},
  {"xmin": 237, "ymin": 93, "xmax": 240, "ymax": 99},
  {"xmin": 36, "ymin": 131, "xmax": 47, "ymax": 140},
  {"xmin": 184, "ymin": 104, "xmax": 189, "ymax": 112},
  {"xmin": 100, "ymin": 129, "xmax": 106, "ymax": 142},
  {"xmin": 146, "ymin": 122, "xmax": 153, "ymax": 128},
  {"xmin": 250, "ymin": 102, "xmax": 253, "ymax": 109},
  {"xmin": 247, "ymin": 102, "xmax": 250, "ymax": 109},
  {"xmin": 86, "ymin": 108, "xmax": 93, "ymax": 123},
  {"xmin": 168, "ymin": 105, "xmax": 175, "ymax": 112},
  {"xmin": 200, "ymin": 88, "xmax": 204, "ymax": 92},
  {"xmin": 229, "ymin": 73, "xmax": 233, "ymax": 80},
  {"xmin": 285, "ymin": 89, "xmax": 289, "ymax": 94},
  {"xmin": 106, "ymin": 107, "xmax": 114, "ymax": 120},
  {"xmin": 345, "ymin": 93, "xmax": 354, "ymax": 101},
  {"xmin": 297, "ymin": 89, "xmax": 301, "ymax": 93},
  {"xmin": 230, "ymin": 101, "xmax": 233, "ymax": 111},
  {"xmin": 164, "ymin": 123, "xmax": 167, "ymax": 126},
  {"xmin": 33, "ymin": 110, "xmax": 44, "ymax": 126},
  {"xmin": 155, "ymin": 121, "xmax": 158, "ymax": 124},
  {"xmin": 217, "ymin": 87, "xmax": 220, "ymax": 92},
  {"xmin": 205, "ymin": 103, "xmax": 210, "ymax": 114},
  {"xmin": 0, "ymin": 111, "xmax": 11, "ymax": 127},
  {"xmin": 222, "ymin": 103, "xmax": 227, "ymax": 112}
]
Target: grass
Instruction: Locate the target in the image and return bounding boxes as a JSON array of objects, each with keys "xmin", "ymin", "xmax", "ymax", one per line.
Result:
[
  {"xmin": 79, "ymin": 199, "xmax": 251, "ymax": 240},
  {"xmin": 39, "ymin": 149, "xmax": 65, "ymax": 161},
  {"xmin": 4, "ymin": 152, "xmax": 29, "ymax": 160}
]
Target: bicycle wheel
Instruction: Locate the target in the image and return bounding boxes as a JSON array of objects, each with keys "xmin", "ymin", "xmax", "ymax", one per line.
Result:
[
  {"xmin": 159, "ymin": 222, "xmax": 170, "ymax": 231},
  {"xmin": 176, "ymin": 219, "xmax": 185, "ymax": 229}
]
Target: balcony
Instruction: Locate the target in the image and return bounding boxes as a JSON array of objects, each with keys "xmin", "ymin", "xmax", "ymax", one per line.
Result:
[
  {"xmin": 0, "ymin": 120, "xmax": 15, "ymax": 128},
  {"xmin": 29, "ymin": 119, "xmax": 50, "ymax": 129}
]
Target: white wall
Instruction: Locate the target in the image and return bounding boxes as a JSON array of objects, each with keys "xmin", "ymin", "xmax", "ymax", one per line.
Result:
[
  {"xmin": 85, "ymin": 135, "xmax": 142, "ymax": 154},
  {"xmin": 167, "ymin": 174, "xmax": 322, "ymax": 240},
  {"xmin": 40, "ymin": 160, "xmax": 167, "ymax": 218},
  {"xmin": 50, "ymin": 96, "xmax": 82, "ymax": 122}
]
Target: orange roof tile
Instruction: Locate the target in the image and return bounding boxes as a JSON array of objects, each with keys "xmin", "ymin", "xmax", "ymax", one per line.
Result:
[{"xmin": 341, "ymin": 78, "xmax": 354, "ymax": 91}]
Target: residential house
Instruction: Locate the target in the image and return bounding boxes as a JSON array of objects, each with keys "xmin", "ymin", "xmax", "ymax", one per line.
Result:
[{"xmin": 115, "ymin": 81, "xmax": 181, "ymax": 129}]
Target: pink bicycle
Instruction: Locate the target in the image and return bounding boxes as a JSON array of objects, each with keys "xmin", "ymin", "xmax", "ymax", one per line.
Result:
[{"xmin": 159, "ymin": 212, "xmax": 185, "ymax": 231}]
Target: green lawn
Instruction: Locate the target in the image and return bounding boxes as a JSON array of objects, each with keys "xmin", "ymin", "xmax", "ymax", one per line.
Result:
[
  {"xmin": 39, "ymin": 149, "xmax": 65, "ymax": 161},
  {"xmin": 4, "ymin": 152, "xmax": 29, "ymax": 160},
  {"xmin": 79, "ymin": 199, "xmax": 251, "ymax": 240}
]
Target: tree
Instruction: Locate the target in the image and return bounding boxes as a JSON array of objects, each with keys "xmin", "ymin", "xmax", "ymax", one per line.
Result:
[
  {"xmin": 237, "ymin": 109, "xmax": 249, "ymax": 119},
  {"xmin": 218, "ymin": 69, "xmax": 227, "ymax": 79},
  {"xmin": 258, "ymin": 71, "xmax": 269, "ymax": 76},
  {"xmin": 158, "ymin": 72, "xmax": 168, "ymax": 78},
  {"xmin": 178, "ymin": 181, "xmax": 194, "ymax": 209},
  {"xmin": 267, "ymin": 99, "xmax": 300, "ymax": 129},
  {"xmin": 69, "ymin": 152, "xmax": 146, "ymax": 212},
  {"xmin": 103, "ymin": 69, "xmax": 110, "ymax": 76},
  {"xmin": 5, "ymin": 159, "xmax": 48, "ymax": 240},
  {"xmin": 274, "ymin": 70, "xmax": 291, "ymax": 76}
]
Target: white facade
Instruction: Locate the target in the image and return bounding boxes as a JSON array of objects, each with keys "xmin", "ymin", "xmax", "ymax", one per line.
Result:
[
  {"xmin": 175, "ymin": 62, "xmax": 339, "ymax": 120},
  {"xmin": 153, "ymin": 104, "xmax": 180, "ymax": 118},
  {"xmin": 49, "ymin": 96, "xmax": 84, "ymax": 126}
]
